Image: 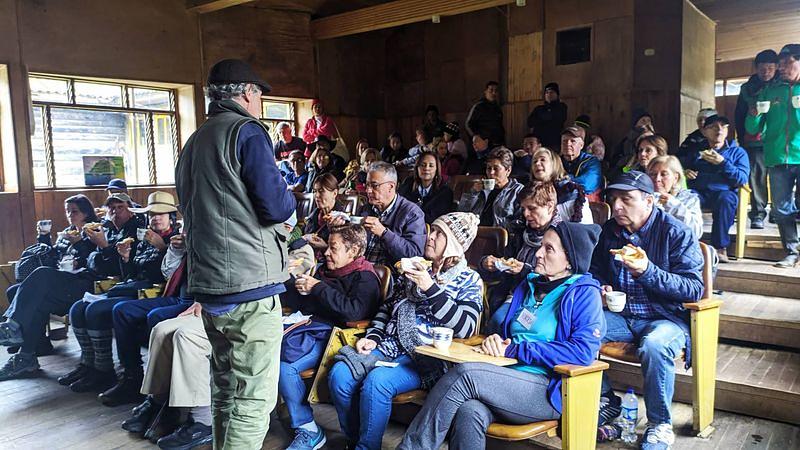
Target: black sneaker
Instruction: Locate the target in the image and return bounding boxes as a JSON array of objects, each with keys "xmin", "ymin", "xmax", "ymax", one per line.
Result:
[
  {"xmin": 58, "ymin": 364, "xmax": 91, "ymax": 386},
  {"xmin": 69, "ymin": 368, "xmax": 117, "ymax": 393},
  {"xmin": 122, "ymin": 397, "xmax": 160, "ymax": 434},
  {"xmin": 750, "ymin": 218, "xmax": 764, "ymax": 229},
  {"xmin": 597, "ymin": 392, "xmax": 622, "ymax": 426},
  {"xmin": 157, "ymin": 421, "xmax": 212, "ymax": 450},
  {"xmin": 0, "ymin": 353, "xmax": 39, "ymax": 381},
  {"xmin": 99, "ymin": 371, "xmax": 144, "ymax": 406}
]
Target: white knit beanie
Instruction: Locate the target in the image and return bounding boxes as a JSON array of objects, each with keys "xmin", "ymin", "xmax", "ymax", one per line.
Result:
[{"xmin": 432, "ymin": 212, "xmax": 479, "ymax": 259}]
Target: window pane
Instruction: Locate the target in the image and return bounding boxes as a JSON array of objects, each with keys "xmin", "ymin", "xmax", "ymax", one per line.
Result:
[
  {"xmin": 50, "ymin": 108, "xmax": 149, "ymax": 187},
  {"xmin": 725, "ymin": 78, "xmax": 747, "ymax": 96},
  {"xmin": 131, "ymin": 88, "xmax": 172, "ymax": 111},
  {"xmin": 153, "ymin": 114, "xmax": 176, "ymax": 184},
  {"xmin": 31, "ymin": 107, "xmax": 48, "ymax": 188},
  {"xmin": 556, "ymin": 27, "xmax": 591, "ymax": 65},
  {"xmin": 74, "ymin": 81, "xmax": 123, "ymax": 107},
  {"xmin": 262, "ymin": 101, "xmax": 293, "ymax": 120},
  {"xmin": 30, "ymin": 77, "xmax": 70, "ymax": 103},
  {"xmin": 714, "ymin": 80, "xmax": 724, "ymax": 97}
]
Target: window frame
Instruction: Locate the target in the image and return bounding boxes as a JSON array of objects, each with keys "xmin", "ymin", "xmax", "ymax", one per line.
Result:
[
  {"xmin": 260, "ymin": 97, "xmax": 298, "ymax": 142},
  {"xmin": 29, "ymin": 73, "xmax": 180, "ymax": 189},
  {"xmin": 714, "ymin": 77, "xmax": 750, "ymax": 98},
  {"xmin": 555, "ymin": 25, "xmax": 593, "ymax": 66}
]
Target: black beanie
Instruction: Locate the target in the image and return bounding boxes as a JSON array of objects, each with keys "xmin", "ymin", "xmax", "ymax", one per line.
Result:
[
  {"xmin": 554, "ymin": 222, "xmax": 601, "ymax": 274},
  {"xmin": 754, "ymin": 49, "xmax": 778, "ymax": 65},
  {"xmin": 544, "ymin": 82, "xmax": 560, "ymax": 96}
]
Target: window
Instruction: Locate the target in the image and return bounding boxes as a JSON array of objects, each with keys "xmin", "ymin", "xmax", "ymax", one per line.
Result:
[
  {"xmin": 261, "ymin": 99, "xmax": 297, "ymax": 142},
  {"xmin": 714, "ymin": 78, "xmax": 749, "ymax": 97},
  {"xmin": 29, "ymin": 74, "xmax": 179, "ymax": 188},
  {"xmin": 556, "ymin": 27, "xmax": 591, "ymax": 65}
]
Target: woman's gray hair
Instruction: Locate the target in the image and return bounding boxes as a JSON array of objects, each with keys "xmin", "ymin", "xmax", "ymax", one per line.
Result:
[
  {"xmin": 368, "ymin": 161, "xmax": 398, "ymax": 183},
  {"xmin": 205, "ymin": 82, "xmax": 261, "ymax": 101},
  {"xmin": 330, "ymin": 225, "xmax": 368, "ymax": 258}
]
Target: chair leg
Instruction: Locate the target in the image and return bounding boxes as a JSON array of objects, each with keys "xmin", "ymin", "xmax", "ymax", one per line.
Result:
[
  {"xmin": 691, "ymin": 307, "xmax": 720, "ymax": 437},
  {"xmin": 560, "ymin": 370, "xmax": 603, "ymax": 450},
  {"xmin": 735, "ymin": 185, "xmax": 751, "ymax": 259}
]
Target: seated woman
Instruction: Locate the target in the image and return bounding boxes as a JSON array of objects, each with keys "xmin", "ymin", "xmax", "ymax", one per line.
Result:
[
  {"xmin": 623, "ymin": 134, "xmax": 669, "ymax": 173},
  {"xmin": 328, "ymin": 212, "xmax": 484, "ymax": 450},
  {"xmin": 0, "ymin": 195, "xmax": 132, "ymax": 381},
  {"xmin": 380, "ymin": 131, "xmax": 408, "ymax": 164},
  {"xmin": 304, "ymin": 173, "xmax": 347, "ymax": 260},
  {"xmin": 458, "ymin": 147, "xmax": 523, "ymax": 229},
  {"xmin": 398, "ymin": 221, "xmax": 606, "ymax": 450},
  {"xmin": 398, "ymin": 151, "xmax": 454, "ymax": 224},
  {"xmin": 531, "ymin": 147, "xmax": 592, "ymax": 224},
  {"xmin": 342, "ymin": 148, "xmax": 380, "ymax": 193},
  {"xmin": 433, "ymin": 136, "xmax": 462, "ymax": 182},
  {"xmin": 480, "ymin": 182, "xmax": 562, "ymax": 315},
  {"xmin": 305, "ymin": 139, "xmax": 345, "ymax": 192},
  {"xmin": 648, "ymin": 155, "xmax": 703, "ymax": 240},
  {"xmin": 2, "ymin": 195, "xmax": 99, "ymax": 359},
  {"xmin": 443, "ymin": 121, "xmax": 468, "ymax": 161},
  {"xmin": 281, "ymin": 225, "xmax": 382, "ymax": 450},
  {"xmin": 63, "ymin": 192, "xmax": 179, "ymax": 394}
]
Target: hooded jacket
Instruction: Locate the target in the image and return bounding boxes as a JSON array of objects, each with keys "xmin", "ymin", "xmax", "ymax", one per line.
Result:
[
  {"xmin": 527, "ymin": 100, "xmax": 568, "ymax": 149},
  {"xmin": 562, "ymin": 152, "xmax": 603, "ymax": 195},
  {"xmin": 745, "ymin": 78, "xmax": 800, "ymax": 167},
  {"xmin": 684, "ymin": 140, "xmax": 750, "ymax": 192},
  {"xmin": 500, "ymin": 273, "xmax": 605, "ymax": 413}
]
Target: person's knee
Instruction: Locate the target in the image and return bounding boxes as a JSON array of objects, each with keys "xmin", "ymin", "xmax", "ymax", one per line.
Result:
[
  {"xmin": 84, "ymin": 302, "xmax": 109, "ymax": 327},
  {"xmin": 328, "ymin": 362, "xmax": 357, "ymax": 398},
  {"xmin": 638, "ymin": 333, "xmax": 681, "ymax": 361},
  {"xmin": 454, "ymin": 400, "xmax": 492, "ymax": 431},
  {"xmin": 719, "ymin": 190, "xmax": 738, "ymax": 208},
  {"xmin": 112, "ymin": 301, "xmax": 134, "ymax": 324},
  {"xmin": 147, "ymin": 310, "xmax": 167, "ymax": 329},
  {"xmin": 361, "ymin": 369, "xmax": 401, "ymax": 399}
]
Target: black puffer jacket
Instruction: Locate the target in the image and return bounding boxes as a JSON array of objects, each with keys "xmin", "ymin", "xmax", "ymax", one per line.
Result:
[
  {"xmin": 38, "ymin": 226, "xmax": 96, "ymax": 269},
  {"xmin": 123, "ymin": 228, "xmax": 179, "ymax": 284},
  {"xmin": 87, "ymin": 217, "xmax": 139, "ymax": 278}
]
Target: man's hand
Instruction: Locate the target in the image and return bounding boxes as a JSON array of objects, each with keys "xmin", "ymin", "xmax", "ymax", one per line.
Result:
[
  {"xmin": 684, "ymin": 169, "xmax": 698, "ymax": 180},
  {"xmin": 362, "ymin": 216, "xmax": 386, "ymax": 238},
  {"xmin": 700, "ymin": 149, "xmax": 725, "ymax": 165},
  {"xmin": 178, "ymin": 302, "xmax": 203, "ymax": 317},
  {"xmin": 355, "ymin": 337, "xmax": 376, "ymax": 355},
  {"xmin": 600, "ymin": 285, "xmax": 613, "ymax": 307},
  {"xmin": 479, "ymin": 334, "xmax": 511, "ymax": 357},
  {"xmin": 85, "ymin": 226, "xmax": 108, "ymax": 248},
  {"xmin": 619, "ymin": 246, "xmax": 649, "ymax": 277}
]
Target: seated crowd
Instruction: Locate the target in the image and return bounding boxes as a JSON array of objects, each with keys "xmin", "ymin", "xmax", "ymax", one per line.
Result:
[{"xmin": 7, "ymin": 44, "xmax": 800, "ymax": 450}]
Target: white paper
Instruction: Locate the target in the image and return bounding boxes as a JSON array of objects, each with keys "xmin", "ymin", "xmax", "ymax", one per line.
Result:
[
  {"xmin": 375, "ymin": 361, "xmax": 399, "ymax": 368},
  {"xmin": 81, "ymin": 292, "xmax": 107, "ymax": 303},
  {"xmin": 282, "ymin": 311, "xmax": 312, "ymax": 325}
]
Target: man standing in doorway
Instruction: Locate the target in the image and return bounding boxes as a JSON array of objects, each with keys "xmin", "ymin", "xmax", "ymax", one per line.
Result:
[
  {"xmin": 466, "ymin": 81, "xmax": 505, "ymax": 145},
  {"xmin": 735, "ymin": 49, "xmax": 778, "ymax": 229},
  {"xmin": 746, "ymin": 44, "xmax": 800, "ymax": 267},
  {"xmin": 175, "ymin": 59, "xmax": 296, "ymax": 449}
]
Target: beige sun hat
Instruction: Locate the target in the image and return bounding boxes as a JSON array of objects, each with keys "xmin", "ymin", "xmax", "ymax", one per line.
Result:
[{"xmin": 129, "ymin": 191, "xmax": 178, "ymax": 214}]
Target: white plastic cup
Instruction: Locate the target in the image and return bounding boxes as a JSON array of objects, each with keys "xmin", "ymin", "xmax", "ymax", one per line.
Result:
[
  {"xmin": 137, "ymin": 228, "xmax": 148, "ymax": 241},
  {"xmin": 605, "ymin": 291, "xmax": 627, "ymax": 313},
  {"xmin": 59, "ymin": 257, "xmax": 75, "ymax": 272},
  {"xmin": 482, "ymin": 178, "xmax": 496, "ymax": 190},
  {"xmin": 37, "ymin": 220, "xmax": 52, "ymax": 234},
  {"xmin": 792, "ymin": 96, "xmax": 800, "ymax": 109},
  {"xmin": 431, "ymin": 326, "xmax": 454, "ymax": 351},
  {"xmin": 756, "ymin": 101, "xmax": 771, "ymax": 113},
  {"xmin": 350, "ymin": 216, "xmax": 364, "ymax": 225}
]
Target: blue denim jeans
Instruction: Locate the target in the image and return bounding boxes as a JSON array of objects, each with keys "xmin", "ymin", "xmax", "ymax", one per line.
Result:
[
  {"xmin": 768, "ymin": 165, "xmax": 800, "ymax": 254},
  {"xmin": 328, "ymin": 352, "xmax": 421, "ymax": 450},
  {"xmin": 277, "ymin": 338, "xmax": 327, "ymax": 429},
  {"xmin": 601, "ymin": 311, "xmax": 685, "ymax": 425}
]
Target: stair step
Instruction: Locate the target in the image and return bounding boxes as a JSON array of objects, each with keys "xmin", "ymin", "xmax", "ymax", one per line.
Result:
[
  {"xmin": 718, "ymin": 292, "xmax": 800, "ymax": 349},
  {"xmin": 715, "ymin": 258, "xmax": 800, "ymax": 298},
  {"xmin": 604, "ymin": 343, "xmax": 800, "ymax": 425}
]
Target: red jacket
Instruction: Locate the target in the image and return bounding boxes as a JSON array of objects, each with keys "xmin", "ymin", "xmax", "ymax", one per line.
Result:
[{"xmin": 302, "ymin": 115, "xmax": 338, "ymax": 144}]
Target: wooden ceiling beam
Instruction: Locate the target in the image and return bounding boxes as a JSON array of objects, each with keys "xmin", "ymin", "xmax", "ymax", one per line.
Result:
[
  {"xmin": 311, "ymin": 0, "xmax": 516, "ymax": 40},
  {"xmin": 187, "ymin": 0, "xmax": 258, "ymax": 14}
]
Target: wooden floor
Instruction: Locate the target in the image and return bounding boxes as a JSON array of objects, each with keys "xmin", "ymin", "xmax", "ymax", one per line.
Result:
[{"xmin": 0, "ymin": 337, "xmax": 798, "ymax": 449}]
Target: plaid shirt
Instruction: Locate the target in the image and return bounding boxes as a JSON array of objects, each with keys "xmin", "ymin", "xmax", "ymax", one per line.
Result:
[
  {"xmin": 617, "ymin": 218, "xmax": 663, "ymax": 320},
  {"xmin": 364, "ymin": 196, "xmax": 398, "ymax": 265}
]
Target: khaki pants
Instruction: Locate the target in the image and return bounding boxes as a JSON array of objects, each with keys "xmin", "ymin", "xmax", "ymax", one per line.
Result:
[
  {"xmin": 141, "ymin": 315, "xmax": 212, "ymax": 407},
  {"xmin": 203, "ymin": 296, "xmax": 283, "ymax": 450}
]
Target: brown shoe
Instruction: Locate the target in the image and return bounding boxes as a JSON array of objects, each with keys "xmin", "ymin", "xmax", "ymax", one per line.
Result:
[{"xmin": 717, "ymin": 247, "xmax": 729, "ymax": 263}]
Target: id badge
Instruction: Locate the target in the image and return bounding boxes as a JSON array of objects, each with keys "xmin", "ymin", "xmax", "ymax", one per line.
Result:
[{"xmin": 517, "ymin": 308, "xmax": 536, "ymax": 330}]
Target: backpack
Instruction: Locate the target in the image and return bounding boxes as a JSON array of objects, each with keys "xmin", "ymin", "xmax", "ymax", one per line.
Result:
[{"xmin": 14, "ymin": 243, "xmax": 60, "ymax": 282}]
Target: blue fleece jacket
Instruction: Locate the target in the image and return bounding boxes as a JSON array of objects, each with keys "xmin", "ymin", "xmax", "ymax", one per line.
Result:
[
  {"xmin": 500, "ymin": 273, "xmax": 606, "ymax": 414},
  {"xmin": 684, "ymin": 140, "xmax": 750, "ymax": 192},
  {"xmin": 563, "ymin": 151, "xmax": 602, "ymax": 195}
]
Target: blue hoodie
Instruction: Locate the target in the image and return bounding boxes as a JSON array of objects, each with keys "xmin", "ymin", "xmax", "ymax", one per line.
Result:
[
  {"xmin": 500, "ymin": 273, "xmax": 606, "ymax": 414},
  {"xmin": 563, "ymin": 151, "xmax": 603, "ymax": 195},
  {"xmin": 684, "ymin": 140, "xmax": 749, "ymax": 192}
]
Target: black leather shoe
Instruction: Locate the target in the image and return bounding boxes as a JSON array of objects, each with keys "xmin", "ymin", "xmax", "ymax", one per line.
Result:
[
  {"xmin": 69, "ymin": 369, "xmax": 117, "ymax": 393},
  {"xmin": 99, "ymin": 372, "xmax": 144, "ymax": 406},
  {"xmin": 122, "ymin": 397, "xmax": 160, "ymax": 434},
  {"xmin": 58, "ymin": 364, "xmax": 90, "ymax": 386},
  {"xmin": 157, "ymin": 421, "xmax": 212, "ymax": 450}
]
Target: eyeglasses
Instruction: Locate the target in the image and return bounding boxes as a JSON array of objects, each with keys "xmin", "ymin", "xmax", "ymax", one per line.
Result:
[{"xmin": 365, "ymin": 181, "xmax": 394, "ymax": 191}]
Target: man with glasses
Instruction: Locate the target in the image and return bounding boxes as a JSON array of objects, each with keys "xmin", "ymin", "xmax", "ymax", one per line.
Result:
[
  {"xmin": 356, "ymin": 161, "xmax": 426, "ymax": 266},
  {"xmin": 284, "ymin": 150, "xmax": 308, "ymax": 192}
]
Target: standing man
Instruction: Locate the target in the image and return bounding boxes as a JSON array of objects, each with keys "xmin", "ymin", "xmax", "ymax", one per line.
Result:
[
  {"xmin": 175, "ymin": 59, "xmax": 296, "ymax": 449},
  {"xmin": 735, "ymin": 49, "xmax": 778, "ymax": 229},
  {"xmin": 527, "ymin": 82, "xmax": 568, "ymax": 149},
  {"xmin": 466, "ymin": 81, "xmax": 505, "ymax": 145},
  {"xmin": 746, "ymin": 44, "xmax": 800, "ymax": 267}
]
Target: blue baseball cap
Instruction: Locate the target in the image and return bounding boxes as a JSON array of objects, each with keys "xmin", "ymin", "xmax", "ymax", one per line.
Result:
[
  {"xmin": 106, "ymin": 178, "xmax": 127, "ymax": 191},
  {"xmin": 607, "ymin": 170, "xmax": 654, "ymax": 195}
]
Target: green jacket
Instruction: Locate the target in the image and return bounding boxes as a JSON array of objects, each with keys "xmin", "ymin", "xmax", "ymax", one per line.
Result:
[
  {"xmin": 175, "ymin": 100, "xmax": 290, "ymax": 297},
  {"xmin": 744, "ymin": 80, "xmax": 800, "ymax": 167}
]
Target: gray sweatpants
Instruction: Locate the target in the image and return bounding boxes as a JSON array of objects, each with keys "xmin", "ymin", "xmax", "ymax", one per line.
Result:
[{"xmin": 398, "ymin": 362, "xmax": 560, "ymax": 450}]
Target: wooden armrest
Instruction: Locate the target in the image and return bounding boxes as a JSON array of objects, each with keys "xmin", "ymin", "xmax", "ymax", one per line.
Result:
[
  {"xmin": 553, "ymin": 360, "xmax": 609, "ymax": 377},
  {"xmin": 454, "ymin": 335, "xmax": 485, "ymax": 346},
  {"xmin": 683, "ymin": 298, "xmax": 723, "ymax": 311},
  {"xmin": 345, "ymin": 320, "xmax": 371, "ymax": 329}
]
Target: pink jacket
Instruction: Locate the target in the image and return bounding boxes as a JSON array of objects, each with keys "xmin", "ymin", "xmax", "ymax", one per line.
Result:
[{"xmin": 303, "ymin": 115, "xmax": 338, "ymax": 144}]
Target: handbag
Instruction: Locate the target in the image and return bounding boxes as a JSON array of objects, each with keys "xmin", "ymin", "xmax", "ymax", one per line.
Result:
[
  {"xmin": 15, "ymin": 243, "xmax": 59, "ymax": 282},
  {"xmin": 332, "ymin": 123, "xmax": 351, "ymax": 162}
]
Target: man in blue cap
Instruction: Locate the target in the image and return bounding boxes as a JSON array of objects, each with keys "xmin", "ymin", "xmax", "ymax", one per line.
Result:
[{"xmin": 590, "ymin": 171, "xmax": 704, "ymax": 450}]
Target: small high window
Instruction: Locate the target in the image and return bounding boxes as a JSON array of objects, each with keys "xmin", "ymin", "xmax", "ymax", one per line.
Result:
[{"xmin": 556, "ymin": 27, "xmax": 592, "ymax": 65}]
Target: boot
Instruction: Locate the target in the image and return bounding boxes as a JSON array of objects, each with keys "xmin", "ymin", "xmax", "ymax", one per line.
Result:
[
  {"xmin": 69, "ymin": 368, "xmax": 117, "ymax": 393},
  {"xmin": 98, "ymin": 370, "xmax": 144, "ymax": 406},
  {"xmin": 58, "ymin": 364, "xmax": 91, "ymax": 386}
]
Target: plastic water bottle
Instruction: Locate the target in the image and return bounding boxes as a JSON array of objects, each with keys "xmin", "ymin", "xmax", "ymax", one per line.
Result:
[{"xmin": 619, "ymin": 388, "xmax": 639, "ymax": 444}]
